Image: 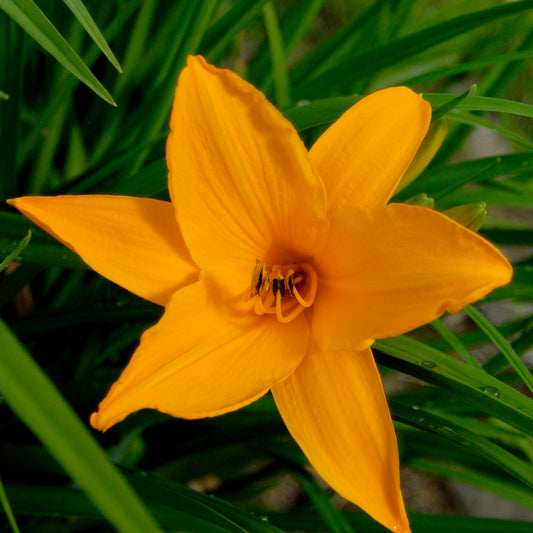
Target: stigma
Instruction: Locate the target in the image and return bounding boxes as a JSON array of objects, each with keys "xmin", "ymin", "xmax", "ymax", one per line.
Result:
[{"xmin": 249, "ymin": 260, "xmax": 318, "ymax": 323}]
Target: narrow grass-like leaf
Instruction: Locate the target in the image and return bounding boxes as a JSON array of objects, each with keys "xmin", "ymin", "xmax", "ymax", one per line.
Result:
[
  {"xmin": 465, "ymin": 305, "xmax": 533, "ymax": 394},
  {"xmin": 0, "ymin": 212, "xmax": 85, "ymax": 269},
  {"xmin": 284, "ymin": 95, "xmax": 360, "ymax": 131},
  {"xmin": 395, "ymin": 152, "xmax": 533, "ymax": 201},
  {"xmin": 295, "ymin": 0, "xmax": 533, "ymax": 97},
  {"xmin": 374, "ymin": 336, "xmax": 533, "ymax": 437},
  {"xmin": 4, "ymin": 482, "xmax": 284, "ymax": 533},
  {"xmin": 0, "ymin": 89, "xmax": 8, "ymax": 99},
  {"xmin": 62, "ymin": 0, "xmax": 121, "ymax": 72},
  {"xmin": 391, "ymin": 400, "xmax": 533, "ymax": 490},
  {"xmin": 0, "ymin": 474, "xmax": 21, "ymax": 533},
  {"xmin": 0, "ymin": 230, "xmax": 30, "ymax": 273},
  {"xmin": 289, "ymin": 0, "xmax": 387, "ymax": 85},
  {"xmin": 270, "ymin": 508, "xmax": 533, "ymax": 533},
  {"xmin": 0, "ymin": 17, "xmax": 22, "ymax": 202},
  {"xmin": 0, "ymin": 320, "xmax": 162, "ymax": 532},
  {"xmin": 430, "ymin": 85, "xmax": 476, "ymax": 122},
  {"xmin": 430, "ymin": 318, "xmax": 484, "ymax": 370},
  {"xmin": 202, "ymin": 0, "xmax": 270, "ymax": 63},
  {"xmin": 262, "ymin": 2, "xmax": 291, "ymax": 108},
  {"xmin": 449, "ymin": 110, "xmax": 533, "ymax": 150},
  {"xmin": 408, "ymin": 456, "xmax": 533, "ymax": 510},
  {"xmin": 293, "ymin": 472, "xmax": 353, "ymax": 533},
  {"xmin": 0, "ymin": 0, "xmax": 116, "ymax": 105},
  {"xmin": 424, "ymin": 94, "xmax": 533, "ymax": 118},
  {"xmin": 403, "ymin": 50, "xmax": 533, "ymax": 86}
]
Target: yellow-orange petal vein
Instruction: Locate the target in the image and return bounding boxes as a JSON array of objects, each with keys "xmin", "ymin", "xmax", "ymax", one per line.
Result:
[
  {"xmin": 313, "ymin": 204, "xmax": 512, "ymax": 351},
  {"xmin": 272, "ymin": 346, "xmax": 410, "ymax": 533},
  {"xmin": 310, "ymin": 87, "xmax": 431, "ymax": 212},
  {"xmin": 8, "ymin": 195, "xmax": 198, "ymax": 306},
  {"xmin": 91, "ymin": 279, "xmax": 309, "ymax": 431},
  {"xmin": 167, "ymin": 56, "xmax": 329, "ymax": 283}
]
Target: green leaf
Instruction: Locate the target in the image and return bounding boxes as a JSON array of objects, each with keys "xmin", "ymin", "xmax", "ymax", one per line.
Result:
[
  {"xmin": 0, "ymin": 229, "xmax": 30, "ymax": 273},
  {"xmin": 395, "ymin": 153, "xmax": 533, "ymax": 201},
  {"xmin": 293, "ymin": 472, "xmax": 353, "ymax": 533},
  {"xmin": 0, "ymin": 319, "xmax": 162, "ymax": 532},
  {"xmin": 448, "ymin": 110, "xmax": 533, "ymax": 150},
  {"xmin": 374, "ymin": 335, "xmax": 533, "ymax": 437},
  {"xmin": 263, "ymin": 2, "xmax": 291, "ymax": 108},
  {"xmin": 424, "ymin": 94, "xmax": 533, "ymax": 118},
  {"xmin": 465, "ymin": 305, "xmax": 533, "ymax": 395},
  {"xmin": 61, "ymin": 0, "xmax": 121, "ymax": 72},
  {"xmin": 0, "ymin": 212, "xmax": 85, "ymax": 269},
  {"xmin": 294, "ymin": 0, "xmax": 533, "ymax": 97},
  {"xmin": 0, "ymin": 0, "xmax": 116, "ymax": 105},
  {"xmin": 430, "ymin": 85, "xmax": 476, "ymax": 122},
  {"xmin": 0, "ymin": 474, "xmax": 21, "ymax": 533},
  {"xmin": 391, "ymin": 400, "xmax": 533, "ymax": 490}
]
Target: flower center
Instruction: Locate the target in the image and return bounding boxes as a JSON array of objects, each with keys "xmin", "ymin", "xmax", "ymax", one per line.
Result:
[{"xmin": 249, "ymin": 260, "xmax": 318, "ymax": 323}]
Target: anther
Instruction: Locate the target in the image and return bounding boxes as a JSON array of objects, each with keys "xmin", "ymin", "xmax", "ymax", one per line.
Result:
[
  {"xmin": 250, "ymin": 261, "xmax": 318, "ymax": 323},
  {"xmin": 272, "ymin": 276, "xmax": 285, "ymax": 298},
  {"xmin": 286, "ymin": 270, "xmax": 295, "ymax": 297}
]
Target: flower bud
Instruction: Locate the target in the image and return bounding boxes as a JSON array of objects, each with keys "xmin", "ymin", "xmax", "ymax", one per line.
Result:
[
  {"xmin": 395, "ymin": 120, "xmax": 449, "ymax": 193},
  {"xmin": 442, "ymin": 202, "xmax": 487, "ymax": 232},
  {"xmin": 404, "ymin": 193, "xmax": 435, "ymax": 209}
]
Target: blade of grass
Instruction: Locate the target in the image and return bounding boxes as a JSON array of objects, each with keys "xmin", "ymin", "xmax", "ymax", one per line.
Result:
[
  {"xmin": 0, "ymin": 230, "xmax": 31, "ymax": 273},
  {"xmin": 449, "ymin": 110, "xmax": 533, "ymax": 150},
  {"xmin": 0, "ymin": 0, "xmax": 116, "ymax": 105},
  {"xmin": 0, "ymin": 212, "xmax": 86, "ymax": 269},
  {"xmin": 202, "ymin": 0, "xmax": 270, "ymax": 63},
  {"xmin": 0, "ymin": 474, "xmax": 21, "ymax": 533},
  {"xmin": 62, "ymin": 0, "xmax": 121, "ymax": 72},
  {"xmin": 262, "ymin": 2, "xmax": 290, "ymax": 108},
  {"xmin": 424, "ymin": 94, "xmax": 533, "ymax": 118},
  {"xmin": 0, "ymin": 17, "xmax": 22, "ymax": 202},
  {"xmin": 464, "ymin": 305, "xmax": 533, "ymax": 395},
  {"xmin": 293, "ymin": 472, "xmax": 354, "ymax": 533},
  {"xmin": 403, "ymin": 49, "xmax": 533, "ymax": 86},
  {"xmin": 374, "ymin": 335, "xmax": 533, "ymax": 437},
  {"xmin": 430, "ymin": 318, "xmax": 484, "ymax": 371},
  {"xmin": 395, "ymin": 152, "xmax": 533, "ymax": 201},
  {"xmin": 0, "ymin": 319, "xmax": 162, "ymax": 533},
  {"xmin": 391, "ymin": 400, "xmax": 533, "ymax": 490},
  {"xmin": 295, "ymin": 0, "xmax": 533, "ymax": 97},
  {"xmin": 430, "ymin": 85, "xmax": 476, "ymax": 122}
]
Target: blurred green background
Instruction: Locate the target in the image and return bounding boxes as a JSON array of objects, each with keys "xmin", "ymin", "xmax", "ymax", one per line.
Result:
[{"xmin": 1, "ymin": 1, "xmax": 533, "ymax": 532}]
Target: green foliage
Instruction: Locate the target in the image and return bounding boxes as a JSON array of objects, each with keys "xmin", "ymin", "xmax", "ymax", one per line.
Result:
[{"xmin": 1, "ymin": 1, "xmax": 533, "ymax": 532}]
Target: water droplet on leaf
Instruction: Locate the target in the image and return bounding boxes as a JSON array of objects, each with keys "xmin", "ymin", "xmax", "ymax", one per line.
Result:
[{"xmin": 483, "ymin": 386, "xmax": 500, "ymax": 398}]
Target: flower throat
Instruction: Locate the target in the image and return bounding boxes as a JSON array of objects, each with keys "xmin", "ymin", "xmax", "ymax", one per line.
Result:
[{"xmin": 250, "ymin": 260, "xmax": 318, "ymax": 323}]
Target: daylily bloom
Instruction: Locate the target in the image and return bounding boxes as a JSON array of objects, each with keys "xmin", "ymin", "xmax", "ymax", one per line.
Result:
[{"xmin": 8, "ymin": 56, "xmax": 512, "ymax": 533}]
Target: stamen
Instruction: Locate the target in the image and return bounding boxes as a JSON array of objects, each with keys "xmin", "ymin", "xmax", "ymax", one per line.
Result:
[
  {"xmin": 250, "ymin": 261, "xmax": 318, "ymax": 323},
  {"xmin": 291, "ymin": 263, "xmax": 318, "ymax": 308}
]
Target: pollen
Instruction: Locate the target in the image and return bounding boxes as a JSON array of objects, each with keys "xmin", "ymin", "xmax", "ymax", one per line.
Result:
[{"xmin": 250, "ymin": 261, "xmax": 318, "ymax": 323}]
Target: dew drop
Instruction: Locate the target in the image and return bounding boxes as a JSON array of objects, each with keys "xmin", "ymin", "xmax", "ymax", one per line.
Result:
[
  {"xmin": 482, "ymin": 386, "xmax": 500, "ymax": 398},
  {"xmin": 417, "ymin": 416, "xmax": 424, "ymax": 422},
  {"xmin": 440, "ymin": 426, "xmax": 456, "ymax": 435},
  {"xmin": 420, "ymin": 360, "xmax": 437, "ymax": 369},
  {"xmin": 412, "ymin": 405, "xmax": 420, "ymax": 411},
  {"xmin": 259, "ymin": 516, "xmax": 269, "ymax": 523}
]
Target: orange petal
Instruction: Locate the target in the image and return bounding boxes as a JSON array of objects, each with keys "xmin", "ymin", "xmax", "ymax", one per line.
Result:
[
  {"xmin": 309, "ymin": 87, "xmax": 431, "ymax": 211},
  {"xmin": 167, "ymin": 56, "xmax": 329, "ymax": 283},
  {"xmin": 272, "ymin": 346, "xmax": 409, "ymax": 533},
  {"xmin": 7, "ymin": 195, "xmax": 198, "ymax": 306},
  {"xmin": 90, "ymin": 279, "xmax": 309, "ymax": 431},
  {"xmin": 313, "ymin": 204, "xmax": 512, "ymax": 351}
]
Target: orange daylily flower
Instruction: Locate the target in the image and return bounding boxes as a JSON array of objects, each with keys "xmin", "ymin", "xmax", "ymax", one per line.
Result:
[{"xmin": 8, "ymin": 56, "xmax": 511, "ymax": 533}]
